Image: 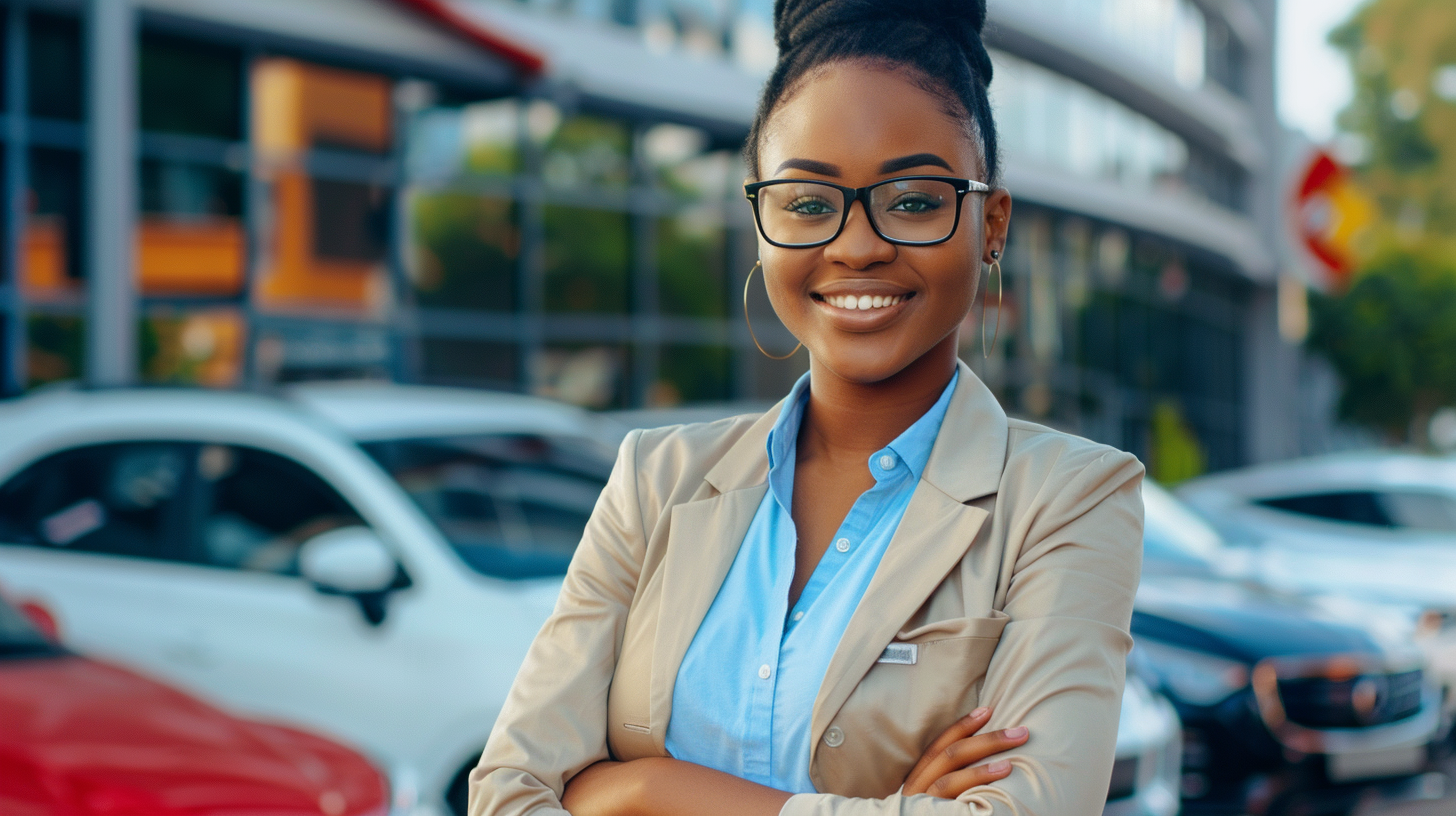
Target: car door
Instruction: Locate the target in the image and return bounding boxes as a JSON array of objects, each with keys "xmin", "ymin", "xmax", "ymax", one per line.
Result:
[{"xmin": 0, "ymin": 442, "xmax": 215, "ymax": 674}]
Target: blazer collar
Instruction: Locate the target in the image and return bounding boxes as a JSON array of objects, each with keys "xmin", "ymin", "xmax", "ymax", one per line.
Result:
[{"xmin": 703, "ymin": 359, "xmax": 1008, "ymax": 502}]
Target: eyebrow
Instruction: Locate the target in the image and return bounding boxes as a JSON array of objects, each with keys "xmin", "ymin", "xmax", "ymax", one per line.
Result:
[
  {"xmin": 774, "ymin": 158, "xmax": 841, "ymax": 176},
  {"xmin": 879, "ymin": 153, "xmax": 954, "ymax": 174}
]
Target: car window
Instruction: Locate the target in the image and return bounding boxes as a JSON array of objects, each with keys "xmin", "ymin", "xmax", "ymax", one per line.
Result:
[
  {"xmin": 0, "ymin": 442, "xmax": 190, "ymax": 561},
  {"xmin": 362, "ymin": 434, "xmax": 611, "ymax": 580},
  {"xmin": 194, "ymin": 445, "xmax": 364, "ymax": 575},
  {"xmin": 1256, "ymin": 490, "xmax": 1456, "ymax": 532}
]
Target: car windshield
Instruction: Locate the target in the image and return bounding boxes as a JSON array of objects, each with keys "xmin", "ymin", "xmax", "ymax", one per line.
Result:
[
  {"xmin": 1142, "ymin": 482, "xmax": 1224, "ymax": 572},
  {"xmin": 0, "ymin": 597, "xmax": 59, "ymax": 657},
  {"xmin": 361, "ymin": 434, "xmax": 613, "ymax": 580}
]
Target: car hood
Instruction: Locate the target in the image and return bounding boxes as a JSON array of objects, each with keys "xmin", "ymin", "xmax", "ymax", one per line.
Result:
[
  {"xmin": 0, "ymin": 654, "xmax": 386, "ymax": 816},
  {"xmin": 1133, "ymin": 575, "xmax": 1380, "ymax": 664}
]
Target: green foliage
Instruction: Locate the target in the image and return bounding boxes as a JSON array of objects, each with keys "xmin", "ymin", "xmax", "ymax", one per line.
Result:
[
  {"xmin": 1308, "ymin": 251, "xmax": 1456, "ymax": 442},
  {"xmin": 1308, "ymin": 0, "xmax": 1456, "ymax": 443}
]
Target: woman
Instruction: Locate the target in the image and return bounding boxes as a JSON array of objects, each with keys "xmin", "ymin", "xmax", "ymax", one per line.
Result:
[{"xmin": 471, "ymin": 1, "xmax": 1144, "ymax": 814}]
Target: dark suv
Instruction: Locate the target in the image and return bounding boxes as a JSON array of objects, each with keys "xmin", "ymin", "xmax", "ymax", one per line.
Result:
[{"xmin": 1135, "ymin": 483, "xmax": 1442, "ymax": 816}]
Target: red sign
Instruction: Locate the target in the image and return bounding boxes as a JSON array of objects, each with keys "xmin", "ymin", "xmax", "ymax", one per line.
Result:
[{"xmin": 1292, "ymin": 150, "xmax": 1372, "ymax": 290}]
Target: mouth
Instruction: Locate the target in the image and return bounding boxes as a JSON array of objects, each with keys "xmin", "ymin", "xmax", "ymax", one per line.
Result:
[
  {"xmin": 809, "ymin": 286, "xmax": 917, "ymax": 329},
  {"xmin": 811, "ymin": 291, "xmax": 916, "ymax": 311}
]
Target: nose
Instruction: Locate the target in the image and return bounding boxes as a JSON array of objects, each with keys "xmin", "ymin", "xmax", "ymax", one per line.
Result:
[{"xmin": 822, "ymin": 198, "xmax": 895, "ymax": 269}]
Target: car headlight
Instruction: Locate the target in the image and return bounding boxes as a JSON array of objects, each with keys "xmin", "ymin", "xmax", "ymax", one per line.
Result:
[{"xmin": 1138, "ymin": 639, "xmax": 1251, "ymax": 706}]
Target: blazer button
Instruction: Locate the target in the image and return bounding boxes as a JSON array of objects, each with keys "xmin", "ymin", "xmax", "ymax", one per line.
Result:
[{"xmin": 824, "ymin": 726, "xmax": 845, "ymax": 747}]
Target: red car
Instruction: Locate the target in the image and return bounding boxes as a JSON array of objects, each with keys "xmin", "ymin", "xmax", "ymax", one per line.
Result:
[{"xmin": 0, "ymin": 594, "xmax": 389, "ymax": 816}]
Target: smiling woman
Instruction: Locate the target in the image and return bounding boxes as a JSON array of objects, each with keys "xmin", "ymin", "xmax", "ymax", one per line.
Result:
[{"xmin": 470, "ymin": 2, "xmax": 1144, "ymax": 816}]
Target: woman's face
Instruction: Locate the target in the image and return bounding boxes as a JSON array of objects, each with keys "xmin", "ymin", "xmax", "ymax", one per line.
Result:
[{"xmin": 755, "ymin": 61, "xmax": 1011, "ymax": 385}]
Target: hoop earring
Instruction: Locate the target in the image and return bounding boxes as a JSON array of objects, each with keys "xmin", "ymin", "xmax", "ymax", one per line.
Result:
[
  {"xmin": 744, "ymin": 261, "xmax": 802, "ymax": 360},
  {"xmin": 982, "ymin": 257, "xmax": 1002, "ymax": 358}
]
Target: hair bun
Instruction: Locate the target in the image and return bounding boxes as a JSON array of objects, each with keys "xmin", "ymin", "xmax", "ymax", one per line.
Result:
[{"xmin": 773, "ymin": 0, "xmax": 988, "ymax": 56}]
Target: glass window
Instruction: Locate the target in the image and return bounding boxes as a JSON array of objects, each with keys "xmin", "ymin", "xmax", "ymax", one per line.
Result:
[
  {"xmin": 543, "ymin": 206, "xmax": 630, "ymax": 314},
  {"xmin": 657, "ymin": 212, "xmax": 728, "ymax": 318},
  {"xmin": 139, "ymin": 32, "xmax": 243, "ymax": 140},
  {"xmin": 411, "ymin": 193, "xmax": 518, "ymax": 311},
  {"xmin": 361, "ymin": 434, "xmax": 613, "ymax": 580},
  {"xmin": 27, "ymin": 12, "xmax": 83, "ymax": 121},
  {"xmin": 138, "ymin": 160, "xmax": 246, "ymax": 296},
  {"xmin": 407, "ymin": 97, "xmax": 520, "ymax": 180},
  {"xmin": 534, "ymin": 344, "xmax": 627, "ymax": 408},
  {"xmin": 1257, "ymin": 490, "xmax": 1456, "ymax": 533},
  {"xmin": 419, "ymin": 338, "xmax": 520, "ymax": 389},
  {"xmin": 140, "ymin": 309, "xmax": 246, "ymax": 387},
  {"xmin": 542, "ymin": 114, "xmax": 632, "ymax": 189},
  {"xmin": 25, "ymin": 315, "xmax": 83, "ymax": 387},
  {"xmin": 656, "ymin": 344, "xmax": 731, "ymax": 405},
  {"xmin": 194, "ymin": 445, "xmax": 364, "ymax": 575},
  {"xmin": 0, "ymin": 443, "xmax": 190, "ymax": 561},
  {"xmin": 313, "ymin": 179, "xmax": 389, "ymax": 263},
  {"xmin": 26, "ymin": 149, "xmax": 84, "ymax": 294}
]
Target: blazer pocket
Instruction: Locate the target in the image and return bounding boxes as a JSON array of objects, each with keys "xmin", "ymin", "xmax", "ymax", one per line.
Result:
[{"xmin": 894, "ymin": 609, "xmax": 1010, "ymax": 644}]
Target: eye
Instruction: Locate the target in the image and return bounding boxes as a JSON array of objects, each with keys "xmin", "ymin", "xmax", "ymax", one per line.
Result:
[
  {"xmin": 784, "ymin": 195, "xmax": 838, "ymax": 216},
  {"xmin": 887, "ymin": 194, "xmax": 943, "ymax": 214}
]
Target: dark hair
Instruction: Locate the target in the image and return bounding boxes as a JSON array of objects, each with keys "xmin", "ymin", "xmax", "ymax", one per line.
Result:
[{"xmin": 745, "ymin": 0, "xmax": 999, "ymax": 186}]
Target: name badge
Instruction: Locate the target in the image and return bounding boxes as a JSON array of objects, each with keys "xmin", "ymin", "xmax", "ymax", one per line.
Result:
[{"xmin": 877, "ymin": 643, "xmax": 918, "ymax": 665}]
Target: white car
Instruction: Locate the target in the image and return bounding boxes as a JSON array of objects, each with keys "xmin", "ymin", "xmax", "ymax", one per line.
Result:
[
  {"xmin": 0, "ymin": 383, "xmax": 1173, "ymax": 816},
  {"xmin": 1176, "ymin": 453, "xmax": 1456, "ymax": 710},
  {"xmin": 0, "ymin": 383, "xmax": 617, "ymax": 816}
]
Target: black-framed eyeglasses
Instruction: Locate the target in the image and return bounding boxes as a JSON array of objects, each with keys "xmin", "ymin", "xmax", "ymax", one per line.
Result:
[{"xmin": 743, "ymin": 175, "xmax": 991, "ymax": 248}]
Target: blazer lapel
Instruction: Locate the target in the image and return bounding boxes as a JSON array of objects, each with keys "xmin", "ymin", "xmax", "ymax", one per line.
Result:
[
  {"xmin": 646, "ymin": 403, "xmax": 781, "ymax": 752},
  {"xmin": 808, "ymin": 362, "xmax": 1009, "ymax": 755}
]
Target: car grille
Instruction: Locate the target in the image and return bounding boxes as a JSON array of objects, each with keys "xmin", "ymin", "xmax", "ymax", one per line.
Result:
[{"xmin": 1277, "ymin": 669, "xmax": 1423, "ymax": 729}]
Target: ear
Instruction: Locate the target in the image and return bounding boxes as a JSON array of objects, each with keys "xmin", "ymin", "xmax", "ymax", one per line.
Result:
[{"xmin": 981, "ymin": 189, "xmax": 1013, "ymax": 264}]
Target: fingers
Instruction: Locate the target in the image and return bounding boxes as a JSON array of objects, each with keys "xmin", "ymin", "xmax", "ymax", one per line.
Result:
[
  {"xmin": 925, "ymin": 760, "xmax": 1015, "ymax": 800},
  {"xmin": 913, "ymin": 726, "xmax": 1030, "ymax": 794},
  {"xmin": 903, "ymin": 707, "xmax": 992, "ymax": 789}
]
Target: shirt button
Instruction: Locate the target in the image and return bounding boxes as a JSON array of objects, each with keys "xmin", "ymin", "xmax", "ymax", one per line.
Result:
[
  {"xmin": 835, "ymin": 538, "xmax": 850, "ymax": 553},
  {"xmin": 792, "ymin": 610, "xmax": 805, "ymax": 622},
  {"xmin": 879, "ymin": 454, "xmax": 896, "ymax": 470},
  {"xmin": 824, "ymin": 726, "xmax": 845, "ymax": 747},
  {"xmin": 758, "ymin": 664, "xmax": 772, "ymax": 680}
]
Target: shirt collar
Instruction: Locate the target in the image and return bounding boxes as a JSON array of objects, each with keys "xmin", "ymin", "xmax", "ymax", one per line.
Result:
[{"xmin": 764, "ymin": 369, "xmax": 960, "ymax": 482}]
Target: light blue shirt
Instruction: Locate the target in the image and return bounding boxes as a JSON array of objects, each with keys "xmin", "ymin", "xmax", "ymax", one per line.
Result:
[{"xmin": 664, "ymin": 370, "xmax": 959, "ymax": 793}]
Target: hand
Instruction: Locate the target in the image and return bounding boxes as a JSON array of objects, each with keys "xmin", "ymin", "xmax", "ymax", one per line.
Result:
[{"xmin": 901, "ymin": 707, "xmax": 1029, "ymax": 799}]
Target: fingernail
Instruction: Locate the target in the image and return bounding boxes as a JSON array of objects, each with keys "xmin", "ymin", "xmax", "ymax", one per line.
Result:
[
  {"xmin": 1004, "ymin": 726, "xmax": 1028, "ymax": 739},
  {"xmin": 986, "ymin": 761, "xmax": 1010, "ymax": 774},
  {"xmin": 970, "ymin": 707, "xmax": 990, "ymax": 719}
]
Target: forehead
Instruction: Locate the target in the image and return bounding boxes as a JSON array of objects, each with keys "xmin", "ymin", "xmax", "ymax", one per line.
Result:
[{"xmin": 761, "ymin": 62, "xmax": 981, "ymax": 180}]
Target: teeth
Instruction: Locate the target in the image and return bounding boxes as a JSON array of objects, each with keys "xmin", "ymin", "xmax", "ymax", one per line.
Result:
[{"xmin": 827, "ymin": 295, "xmax": 904, "ymax": 310}]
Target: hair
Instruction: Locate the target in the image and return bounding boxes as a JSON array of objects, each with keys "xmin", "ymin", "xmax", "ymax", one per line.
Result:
[{"xmin": 745, "ymin": 0, "xmax": 999, "ymax": 187}]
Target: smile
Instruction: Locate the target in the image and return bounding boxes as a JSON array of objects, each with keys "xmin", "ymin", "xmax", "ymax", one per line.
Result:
[{"xmin": 822, "ymin": 293, "xmax": 910, "ymax": 310}]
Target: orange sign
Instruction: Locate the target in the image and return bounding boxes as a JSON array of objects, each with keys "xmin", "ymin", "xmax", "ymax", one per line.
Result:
[{"xmin": 1292, "ymin": 150, "xmax": 1372, "ymax": 290}]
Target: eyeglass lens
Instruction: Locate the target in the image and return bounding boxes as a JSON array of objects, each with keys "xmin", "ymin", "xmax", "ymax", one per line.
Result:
[{"xmin": 755, "ymin": 179, "xmax": 959, "ymax": 246}]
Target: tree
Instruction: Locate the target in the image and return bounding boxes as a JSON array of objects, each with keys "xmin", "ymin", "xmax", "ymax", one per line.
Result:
[{"xmin": 1306, "ymin": 0, "xmax": 1456, "ymax": 445}]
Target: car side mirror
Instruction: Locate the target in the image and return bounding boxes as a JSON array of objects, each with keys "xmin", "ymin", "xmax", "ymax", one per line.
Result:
[{"xmin": 299, "ymin": 527, "xmax": 399, "ymax": 625}]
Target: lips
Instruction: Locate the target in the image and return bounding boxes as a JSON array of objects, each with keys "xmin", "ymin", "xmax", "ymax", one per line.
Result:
[{"xmin": 810, "ymin": 284, "xmax": 917, "ymax": 329}]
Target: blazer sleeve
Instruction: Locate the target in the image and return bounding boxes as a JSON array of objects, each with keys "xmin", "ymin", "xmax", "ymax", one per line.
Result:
[
  {"xmin": 468, "ymin": 429, "xmax": 648, "ymax": 816},
  {"xmin": 781, "ymin": 444, "xmax": 1145, "ymax": 816}
]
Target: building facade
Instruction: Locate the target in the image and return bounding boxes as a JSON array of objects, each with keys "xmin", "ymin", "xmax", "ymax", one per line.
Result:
[{"xmin": 0, "ymin": 0, "xmax": 1293, "ymax": 477}]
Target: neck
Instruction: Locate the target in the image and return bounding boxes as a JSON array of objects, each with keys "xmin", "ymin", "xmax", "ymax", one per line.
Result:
[{"xmin": 798, "ymin": 335, "xmax": 959, "ymax": 464}]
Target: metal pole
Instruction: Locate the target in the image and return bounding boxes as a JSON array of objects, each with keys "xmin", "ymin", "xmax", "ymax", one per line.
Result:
[
  {"xmin": 3, "ymin": 3, "xmax": 30, "ymax": 396},
  {"xmin": 83, "ymin": 0, "xmax": 137, "ymax": 387}
]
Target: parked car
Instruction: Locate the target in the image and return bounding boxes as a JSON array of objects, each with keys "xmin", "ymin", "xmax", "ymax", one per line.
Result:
[
  {"xmin": 0, "ymin": 588, "xmax": 390, "ymax": 816},
  {"xmin": 0, "ymin": 384, "xmax": 1179, "ymax": 816},
  {"xmin": 1105, "ymin": 672, "xmax": 1183, "ymax": 816},
  {"xmin": 1175, "ymin": 453, "xmax": 1456, "ymax": 719},
  {"xmin": 1137, "ymin": 482, "xmax": 1444, "ymax": 815},
  {"xmin": 0, "ymin": 384, "xmax": 614, "ymax": 816}
]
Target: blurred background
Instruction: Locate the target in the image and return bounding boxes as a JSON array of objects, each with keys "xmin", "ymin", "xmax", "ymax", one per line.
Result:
[{"xmin": 2, "ymin": 1, "xmax": 1456, "ymax": 816}]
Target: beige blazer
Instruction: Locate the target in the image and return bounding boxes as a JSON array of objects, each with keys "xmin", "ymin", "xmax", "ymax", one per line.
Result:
[{"xmin": 471, "ymin": 361, "xmax": 1144, "ymax": 816}]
